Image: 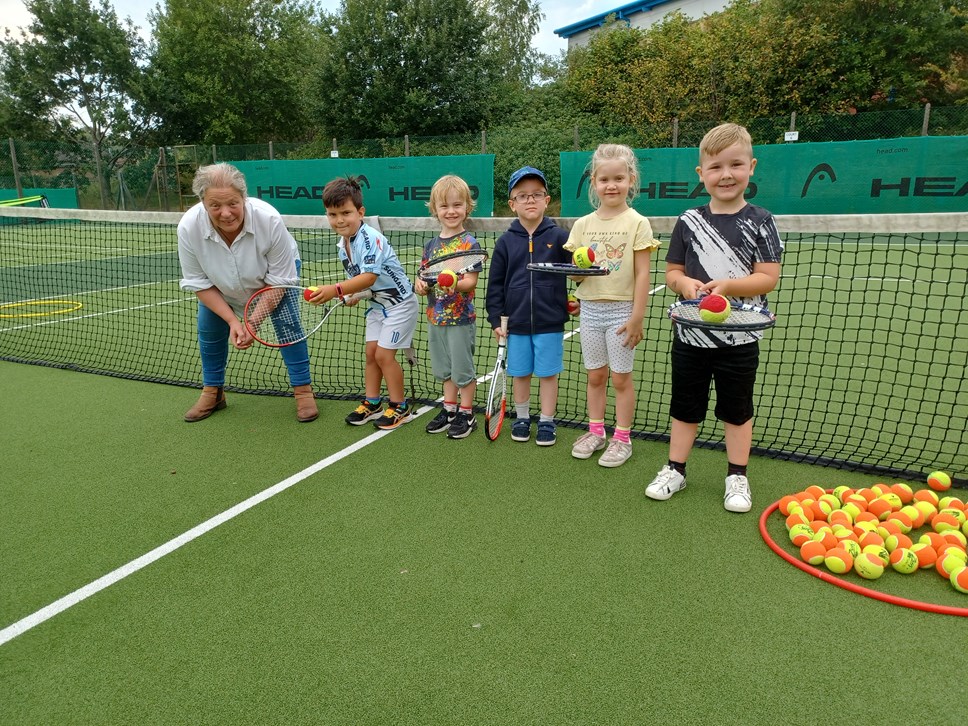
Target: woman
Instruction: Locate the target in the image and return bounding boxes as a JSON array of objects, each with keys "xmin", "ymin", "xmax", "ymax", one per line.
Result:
[{"xmin": 177, "ymin": 163, "xmax": 318, "ymax": 422}]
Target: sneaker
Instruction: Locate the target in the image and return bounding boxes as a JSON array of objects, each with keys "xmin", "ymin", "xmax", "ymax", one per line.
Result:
[
  {"xmin": 447, "ymin": 411, "xmax": 477, "ymax": 439},
  {"xmin": 724, "ymin": 474, "xmax": 752, "ymax": 513},
  {"xmin": 511, "ymin": 418, "xmax": 531, "ymax": 442},
  {"xmin": 571, "ymin": 431, "xmax": 607, "ymax": 459},
  {"xmin": 426, "ymin": 408, "xmax": 455, "ymax": 434},
  {"xmin": 345, "ymin": 400, "xmax": 382, "ymax": 426},
  {"xmin": 373, "ymin": 405, "xmax": 415, "ymax": 430},
  {"xmin": 598, "ymin": 439, "xmax": 632, "ymax": 468},
  {"xmin": 535, "ymin": 421, "xmax": 557, "ymax": 446},
  {"xmin": 645, "ymin": 466, "xmax": 686, "ymax": 501}
]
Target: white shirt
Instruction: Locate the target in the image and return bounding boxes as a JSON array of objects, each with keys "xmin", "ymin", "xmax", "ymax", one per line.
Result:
[{"xmin": 177, "ymin": 196, "xmax": 300, "ymax": 314}]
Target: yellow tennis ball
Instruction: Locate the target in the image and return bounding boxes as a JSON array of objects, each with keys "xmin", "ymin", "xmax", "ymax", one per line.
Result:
[
  {"xmin": 824, "ymin": 547, "xmax": 854, "ymax": 574},
  {"xmin": 854, "ymin": 552, "xmax": 885, "ymax": 580},
  {"xmin": 303, "ymin": 286, "xmax": 318, "ymax": 301},
  {"xmin": 573, "ymin": 246, "xmax": 595, "ymax": 268},
  {"xmin": 841, "ymin": 539, "xmax": 862, "ymax": 559},
  {"xmin": 950, "ymin": 565, "xmax": 968, "ymax": 593},
  {"xmin": 928, "ymin": 471, "xmax": 952, "ymax": 491},
  {"xmin": 889, "ymin": 547, "xmax": 919, "ymax": 574}
]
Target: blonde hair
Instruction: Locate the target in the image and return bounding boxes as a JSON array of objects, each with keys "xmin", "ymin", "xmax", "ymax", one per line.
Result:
[
  {"xmin": 699, "ymin": 123, "xmax": 753, "ymax": 160},
  {"xmin": 427, "ymin": 175, "xmax": 476, "ymax": 218},
  {"xmin": 192, "ymin": 163, "xmax": 247, "ymax": 199},
  {"xmin": 587, "ymin": 143, "xmax": 639, "ymax": 208}
]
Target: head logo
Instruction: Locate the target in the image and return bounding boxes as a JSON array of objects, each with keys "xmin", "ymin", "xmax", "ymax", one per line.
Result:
[
  {"xmin": 357, "ymin": 175, "xmax": 371, "ymax": 189},
  {"xmin": 801, "ymin": 164, "xmax": 837, "ymax": 198},
  {"xmin": 575, "ymin": 171, "xmax": 591, "ymax": 199}
]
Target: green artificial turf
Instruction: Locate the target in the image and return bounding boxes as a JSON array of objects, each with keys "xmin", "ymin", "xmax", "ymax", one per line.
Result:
[{"xmin": 1, "ymin": 361, "xmax": 966, "ymax": 725}]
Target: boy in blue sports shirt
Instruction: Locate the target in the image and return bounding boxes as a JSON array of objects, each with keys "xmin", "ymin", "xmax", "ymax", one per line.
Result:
[
  {"xmin": 309, "ymin": 176, "xmax": 420, "ymax": 430},
  {"xmin": 485, "ymin": 166, "xmax": 571, "ymax": 446}
]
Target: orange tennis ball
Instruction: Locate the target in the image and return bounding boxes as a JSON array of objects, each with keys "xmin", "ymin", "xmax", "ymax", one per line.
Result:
[
  {"xmin": 788, "ymin": 523, "xmax": 815, "ymax": 547},
  {"xmin": 910, "ymin": 543, "xmax": 938, "ymax": 569},
  {"xmin": 303, "ymin": 286, "xmax": 318, "ymax": 301},
  {"xmin": 862, "ymin": 544, "xmax": 890, "ymax": 567},
  {"xmin": 800, "ymin": 539, "xmax": 828, "ymax": 565},
  {"xmin": 698, "ymin": 294, "xmax": 731, "ymax": 323},
  {"xmin": 932, "ymin": 512, "xmax": 961, "ymax": 533},
  {"xmin": 927, "ymin": 471, "xmax": 952, "ymax": 491},
  {"xmin": 436, "ymin": 269, "xmax": 457, "ymax": 289},
  {"xmin": 803, "ymin": 485, "xmax": 827, "ymax": 500},
  {"xmin": 867, "ymin": 498, "xmax": 893, "ymax": 520},
  {"xmin": 913, "ymin": 489, "xmax": 940, "ymax": 506},
  {"xmin": 890, "ymin": 483, "xmax": 914, "ymax": 504},
  {"xmin": 572, "ymin": 247, "xmax": 595, "ymax": 268},
  {"xmin": 841, "ymin": 539, "xmax": 862, "ymax": 560},
  {"xmin": 567, "ymin": 294, "xmax": 580, "ymax": 315},
  {"xmin": 937, "ymin": 549, "xmax": 967, "ymax": 579}
]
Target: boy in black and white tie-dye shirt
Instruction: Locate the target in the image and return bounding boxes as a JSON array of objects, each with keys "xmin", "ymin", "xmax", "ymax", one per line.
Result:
[{"xmin": 646, "ymin": 123, "xmax": 783, "ymax": 514}]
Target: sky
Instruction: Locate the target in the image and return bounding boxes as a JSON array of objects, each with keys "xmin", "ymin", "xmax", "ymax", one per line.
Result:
[{"xmin": 0, "ymin": 0, "xmax": 619, "ymax": 55}]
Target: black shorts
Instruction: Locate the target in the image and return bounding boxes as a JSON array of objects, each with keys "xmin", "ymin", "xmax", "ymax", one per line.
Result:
[{"xmin": 670, "ymin": 338, "xmax": 760, "ymax": 425}]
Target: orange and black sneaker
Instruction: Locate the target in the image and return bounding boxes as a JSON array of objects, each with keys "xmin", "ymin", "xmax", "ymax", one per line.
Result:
[
  {"xmin": 345, "ymin": 400, "xmax": 382, "ymax": 426},
  {"xmin": 373, "ymin": 403, "xmax": 415, "ymax": 430}
]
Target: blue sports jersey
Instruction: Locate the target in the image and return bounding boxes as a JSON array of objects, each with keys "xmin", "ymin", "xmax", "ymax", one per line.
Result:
[{"xmin": 338, "ymin": 222, "xmax": 414, "ymax": 308}]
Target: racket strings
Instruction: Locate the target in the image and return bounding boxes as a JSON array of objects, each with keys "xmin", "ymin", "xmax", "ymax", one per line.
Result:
[{"xmin": 247, "ymin": 288, "xmax": 318, "ymax": 346}]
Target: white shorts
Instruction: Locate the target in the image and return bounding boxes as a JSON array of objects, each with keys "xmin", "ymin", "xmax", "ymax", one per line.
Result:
[
  {"xmin": 365, "ymin": 294, "xmax": 419, "ymax": 350},
  {"xmin": 579, "ymin": 299, "xmax": 637, "ymax": 374}
]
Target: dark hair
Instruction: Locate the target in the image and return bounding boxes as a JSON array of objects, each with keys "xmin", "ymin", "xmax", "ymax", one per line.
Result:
[{"xmin": 323, "ymin": 176, "xmax": 364, "ymax": 210}]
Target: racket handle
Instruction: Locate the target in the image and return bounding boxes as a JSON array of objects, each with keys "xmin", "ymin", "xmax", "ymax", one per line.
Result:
[{"xmin": 499, "ymin": 315, "xmax": 509, "ymax": 336}]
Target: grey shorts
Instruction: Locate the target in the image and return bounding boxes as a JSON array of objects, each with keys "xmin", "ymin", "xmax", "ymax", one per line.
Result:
[{"xmin": 428, "ymin": 323, "xmax": 477, "ymax": 387}]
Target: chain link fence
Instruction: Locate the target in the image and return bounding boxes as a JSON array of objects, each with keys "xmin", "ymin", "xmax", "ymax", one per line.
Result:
[{"xmin": 3, "ymin": 104, "xmax": 965, "ymax": 213}]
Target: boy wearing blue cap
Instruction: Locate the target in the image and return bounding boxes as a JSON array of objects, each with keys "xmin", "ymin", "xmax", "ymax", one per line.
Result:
[{"xmin": 485, "ymin": 166, "xmax": 572, "ymax": 445}]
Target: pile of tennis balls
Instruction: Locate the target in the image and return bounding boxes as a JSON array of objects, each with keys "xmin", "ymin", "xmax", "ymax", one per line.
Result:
[{"xmin": 779, "ymin": 471, "xmax": 968, "ymax": 594}]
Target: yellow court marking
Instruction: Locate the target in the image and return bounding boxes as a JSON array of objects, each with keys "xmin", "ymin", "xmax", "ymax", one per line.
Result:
[{"xmin": 0, "ymin": 300, "xmax": 83, "ymax": 318}]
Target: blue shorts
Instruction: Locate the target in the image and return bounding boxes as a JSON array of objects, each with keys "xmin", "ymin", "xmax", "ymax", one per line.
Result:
[{"xmin": 507, "ymin": 332, "xmax": 564, "ymax": 378}]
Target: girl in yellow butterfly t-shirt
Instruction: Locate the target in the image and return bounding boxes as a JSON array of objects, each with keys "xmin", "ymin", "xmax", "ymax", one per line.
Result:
[{"xmin": 564, "ymin": 143, "xmax": 661, "ymax": 469}]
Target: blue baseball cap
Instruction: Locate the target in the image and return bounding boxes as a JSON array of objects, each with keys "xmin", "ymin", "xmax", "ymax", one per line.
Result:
[{"xmin": 508, "ymin": 166, "xmax": 547, "ymax": 197}]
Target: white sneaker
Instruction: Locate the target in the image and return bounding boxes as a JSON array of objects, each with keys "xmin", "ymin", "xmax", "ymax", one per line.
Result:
[
  {"xmin": 598, "ymin": 439, "xmax": 632, "ymax": 468},
  {"xmin": 572, "ymin": 432, "xmax": 607, "ymax": 459},
  {"xmin": 645, "ymin": 465, "xmax": 686, "ymax": 501},
  {"xmin": 724, "ymin": 474, "xmax": 752, "ymax": 513}
]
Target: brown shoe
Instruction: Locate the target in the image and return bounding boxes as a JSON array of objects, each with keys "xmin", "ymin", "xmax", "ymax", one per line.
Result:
[
  {"xmin": 293, "ymin": 385, "xmax": 319, "ymax": 423},
  {"xmin": 184, "ymin": 386, "xmax": 226, "ymax": 422}
]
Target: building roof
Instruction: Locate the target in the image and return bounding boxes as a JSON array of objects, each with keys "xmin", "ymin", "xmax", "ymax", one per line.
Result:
[{"xmin": 553, "ymin": 0, "xmax": 677, "ymax": 38}]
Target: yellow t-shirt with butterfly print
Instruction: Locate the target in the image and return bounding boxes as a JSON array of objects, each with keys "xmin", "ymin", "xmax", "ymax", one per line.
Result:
[{"xmin": 564, "ymin": 207, "xmax": 660, "ymax": 301}]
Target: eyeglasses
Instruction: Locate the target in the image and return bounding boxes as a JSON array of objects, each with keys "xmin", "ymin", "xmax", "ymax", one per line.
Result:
[{"xmin": 511, "ymin": 192, "xmax": 547, "ymax": 203}]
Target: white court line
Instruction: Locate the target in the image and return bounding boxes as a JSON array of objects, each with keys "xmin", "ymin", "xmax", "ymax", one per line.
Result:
[{"xmin": 0, "ymin": 410, "xmax": 433, "ymax": 648}]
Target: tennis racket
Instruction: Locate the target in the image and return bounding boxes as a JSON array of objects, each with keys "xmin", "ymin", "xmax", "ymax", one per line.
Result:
[
  {"xmin": 484, "ymin": 316, "xmax": 509, "ymax": 442},
  {"xmin": 243, "ymin": 286, "xmax": 372, "ymax": 348},
  {"xmin": 667, "ymin": 298, "xmax": 776, "ymax": 332},
  {"xmin": 417, "ymin": 249, "xmax": 488, "ymax": 283},
  {"xmin": 526, "ymin": 262, "xmax": 610, "ymax": 276}
]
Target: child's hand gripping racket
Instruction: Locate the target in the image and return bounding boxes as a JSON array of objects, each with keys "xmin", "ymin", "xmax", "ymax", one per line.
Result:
[
  {"xmin": 243, "ymin": 285, "xmax": 372, "ymax": 348},
  {"xmin": 667, "ymin": 294, "xmax": 776, "ymax": 332},
  {"xmin": 484, "ymin": 316, "xmax": 509, "ymax": 442}
]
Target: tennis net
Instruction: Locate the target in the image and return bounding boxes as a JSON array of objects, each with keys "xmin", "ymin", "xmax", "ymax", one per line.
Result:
[{"xmin": 1, "ymin": 206, "xmax": 965, "ymax": 484}]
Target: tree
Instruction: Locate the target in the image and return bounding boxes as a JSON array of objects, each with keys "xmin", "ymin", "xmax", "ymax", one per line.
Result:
[
  {"xmin": 147, "ymin": 0, "xmax": 320, "ymax": 145},
  {"xmin": 311, "ymin": 0, "xmax": 510, "ymax": 138},
  {"xmin": 0, "ymin": 0, "xmax": 151, "ymax": 205}
]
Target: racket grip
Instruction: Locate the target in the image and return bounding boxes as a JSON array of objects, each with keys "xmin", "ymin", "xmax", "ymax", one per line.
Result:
[{"xmin": 499, "ymin": 315, "xmax": 509, "ymax": 336}]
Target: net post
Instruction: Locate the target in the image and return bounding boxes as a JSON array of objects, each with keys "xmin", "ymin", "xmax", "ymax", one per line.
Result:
[{"xmin": 8, "ymin": 138, "xmax": 23, "ymax": 199}]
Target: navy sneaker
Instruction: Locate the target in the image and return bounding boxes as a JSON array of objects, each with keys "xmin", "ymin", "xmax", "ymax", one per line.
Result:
[
  {"xmin": 425, "ymin": 408, "xmax": 454, "ymax": 434},
  {"xmin": 535, "ymin": 421, "xmax": 557, "ymax": 446},
  {"xmin": 511, "ymin": 418, "xmax": 531, "ymax": 442}
]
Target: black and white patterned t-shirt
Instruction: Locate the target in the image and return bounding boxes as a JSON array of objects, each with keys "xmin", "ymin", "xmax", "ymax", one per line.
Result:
[{"xmin": 666, "ymin": 204, "xmax": 783, "ymax": 348}]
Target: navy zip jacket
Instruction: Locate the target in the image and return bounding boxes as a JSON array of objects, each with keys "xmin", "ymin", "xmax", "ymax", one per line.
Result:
[{"xmin": 485, "ymin": 217, "xmax": 571, "ymax": 335}]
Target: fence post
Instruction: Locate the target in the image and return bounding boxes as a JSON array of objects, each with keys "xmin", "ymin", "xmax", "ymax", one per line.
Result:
[
  {"xmin": 671, "ymin": 118, "xmax": 679, "ymax": 148},
  {"xmin": 269, "ymin": 141, "xmax": 274, "ymax": 160},
  {"xmin": 789, "ymin": 111, "xmax": 797, "ymax": 132},
  {"xmin": 158, "ymin": 147, "xmax": 170, "ymax": 212},
  {"xmin": 573, "ymin": 126, "xmax": 579, "ymax": 150},
  {"xmin": 8, "ymin": 138, "xmax": 23, "ymax": 199},
  {"xmin": 331, "ymin": 138, "xmax": 338, "ymax": 158},
  {"xmin": 211, "ymin": 145, "xmax": 217, "ymax": 163},
  {"xmin": 481, "ymin": 129, "xmax": 486, "ymax": 154},
  {"xmin": 922, "ymin": 103, "xmax": 931, "ymax": 136},
  {"xmin": 404, "ymin": 134, "xmax": 410, "ymax": 157}
]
